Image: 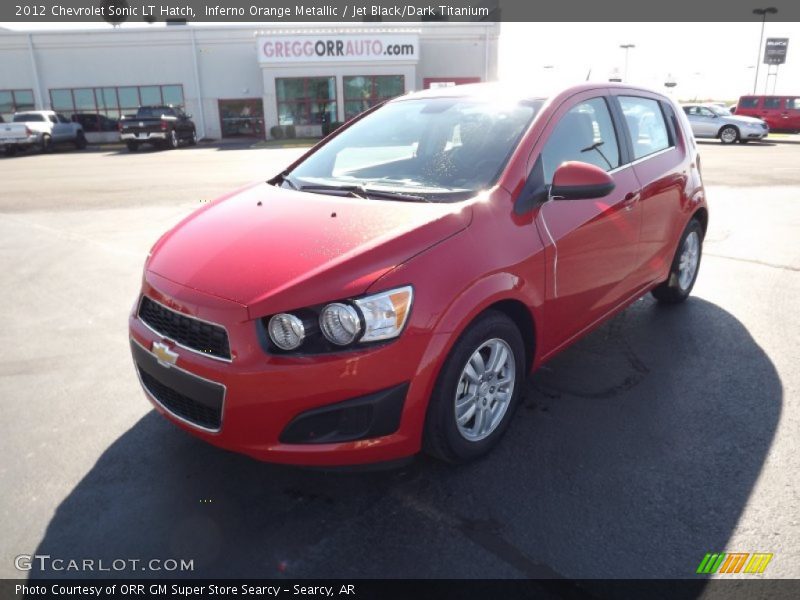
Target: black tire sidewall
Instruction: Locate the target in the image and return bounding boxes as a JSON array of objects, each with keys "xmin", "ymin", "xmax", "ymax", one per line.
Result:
[{"xmin": 425, "ymin": 311, "xmax": 526, "ymax": 463}]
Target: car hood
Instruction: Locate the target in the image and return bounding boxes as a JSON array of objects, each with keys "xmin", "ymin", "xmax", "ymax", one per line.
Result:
[
  {"xmin": 147, "ymin": 183, "xmax": 472, "ymax": 314},
  {"xmin": 728, "ymin": 115, "xmax": 765, "ymax": 126}
]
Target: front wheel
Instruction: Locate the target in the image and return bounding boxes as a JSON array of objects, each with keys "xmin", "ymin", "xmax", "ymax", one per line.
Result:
[
  {"xmin": 126, "ymin": 141, "xmax": 139, "ymax": 152},
  {"xmin": 719, "ymin": 126, "xmax": 739, "ymax": 144},
  {"xmin": 651, "ymin": 218, "xmax": 703, "ymax": 304},
  {"xmin": 424, "ymin": 311, "xmax": 526, "ymax": 463},
  {"xmin": 188, "ymin": 129, "xmax": 197, "ymax": 146}
]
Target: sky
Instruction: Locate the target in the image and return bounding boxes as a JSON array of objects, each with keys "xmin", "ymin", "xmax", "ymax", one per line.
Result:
[{"xmin": 2, "ymin": 21, "xmax": 799, "ymax": 101}]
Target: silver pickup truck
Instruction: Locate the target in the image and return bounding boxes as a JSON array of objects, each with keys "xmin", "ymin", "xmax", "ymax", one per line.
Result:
[{"xmin": 0, "ymin": 110, "xmax": 87, "ymax": 155}]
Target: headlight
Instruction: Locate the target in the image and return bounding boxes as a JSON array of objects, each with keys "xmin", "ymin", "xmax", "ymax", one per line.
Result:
[
  {"xmin": 268, "ymin": 313, "xmax": 306, "ymax": 350},
  {"xmin": 319, "ymin": 303, "xmax": 362, "ymax": 346},
  {"xmin": 354, "ymin": 286, "xmax": 413, "ymax": 342},
  {"xmin": 262, "ymin": 286, "xmax": 413, "ymax": 353}
]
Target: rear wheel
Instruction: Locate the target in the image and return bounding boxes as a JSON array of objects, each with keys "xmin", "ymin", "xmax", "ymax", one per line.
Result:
[
  {"xmin": 74, "ymin": 131, "xmax": 87, "ymax": 150},
  {"xmin": 719, "ymin": 125, "xmax": 739, "ymax": 144},
  {"xmin": 652, "ymin": 218, "xmax": 703, "ymax": 304},
  {"xmin": 126, "ymin": 141, "xmax": 139, "ymax": 152},
  {"xmin": 167, "ymin": 130, "xmax": 179, "ymax": 149},
  {"xmin": 188, "ymin": 129, "xmax": 197, "ymax": 146},
  {"xmin": 39, "ymin": 134, "xmax": 51, "ymax": 153},
  {"xmin": 424, "ymin": 311, "xmax": 526, "ymax": 463}
]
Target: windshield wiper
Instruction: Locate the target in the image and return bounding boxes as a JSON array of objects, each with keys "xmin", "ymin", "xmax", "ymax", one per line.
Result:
[
  {"xmin": 298, "ymin": 184, "xmax": 430, "ymax": 203},
  {"xmin": 271, "ymin": 171, "xmax": 299, "ymax": 190}
]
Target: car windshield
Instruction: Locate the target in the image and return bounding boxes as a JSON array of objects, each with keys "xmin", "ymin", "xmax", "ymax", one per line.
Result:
[
  {"xmin": 13, "ymin": 113, "xmax": 44, "ymax": 122},
  {"xmin": 286, "ymin": 97, "xmax": 542, "ymax": 202},
  {"xmin": 708, "ymin": 105, "xmax": 732, "ymax": 116}
]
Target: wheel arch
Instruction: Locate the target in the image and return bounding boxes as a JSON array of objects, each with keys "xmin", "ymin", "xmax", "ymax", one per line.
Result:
[
  {"xmin": 717, "ymin": 124, "xmax": 739, "ymax": 138},
  {"xmin": 692, "ymin": 206, "xmax": 709, "ymax": 238}
]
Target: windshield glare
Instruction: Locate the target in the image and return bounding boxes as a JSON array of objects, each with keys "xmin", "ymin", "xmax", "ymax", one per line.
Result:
[
  {"xmin": 709, "ymin": 105, "xmax": 732, "ymax": 116},
  {"xmin": 288, "ymin": 97, "xmax": 542, "ymax": 202}
]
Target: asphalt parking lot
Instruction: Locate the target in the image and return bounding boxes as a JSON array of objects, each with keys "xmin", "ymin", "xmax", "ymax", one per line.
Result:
[{"xmin": 1, "ymin": 139, "xmax": 798, "ymax": 582}]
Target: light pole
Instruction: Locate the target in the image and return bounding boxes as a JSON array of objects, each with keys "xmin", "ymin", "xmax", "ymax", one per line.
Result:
[
  {"xmin": 752, "ymin": 7, "xmax": 778, "ymax": 93},
  {"xmin": 619, "ymin": 44, "xmax": 635, "ymax": 82}
]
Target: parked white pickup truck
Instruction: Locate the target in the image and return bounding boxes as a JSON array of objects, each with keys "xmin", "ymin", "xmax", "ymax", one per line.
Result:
[{"xmin": 0, "ymin": 110, "xmax": 87, "ymax": 155}]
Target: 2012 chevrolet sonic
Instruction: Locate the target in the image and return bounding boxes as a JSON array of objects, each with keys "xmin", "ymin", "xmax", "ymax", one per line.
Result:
[{"xmin": 129, "ymin": 83, "xmax": 707, "ymax": 466}]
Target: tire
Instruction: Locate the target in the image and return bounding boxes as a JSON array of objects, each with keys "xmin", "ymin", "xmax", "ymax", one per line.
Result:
[
  {"xmin": 74, "ymin": 131, "xmax": 87, "ymax": 150},
  {"xmin": 126, "ymin": 141, "xmax": 139, "ymax": 152},
  {"xmin": 651, "ymin": 218, "xmax": 704, "ymax": 304},
  {"xmin": 718, "ymin": 125, "xmax": 739, "ymax": 145},
  {"xmin": 424, "ymin": 310, "xmax": 526, "ymax": 463},
  {"xmin": 188, "ymin": 129, "xmax": 197, "ymax": 146},
  {"xmin": 39, "ymin": 134, "xmax": 51, "ymax": 153},
  {"xmin": 167, "ymin": 130, "xmax": 179, "ymax": 150}
]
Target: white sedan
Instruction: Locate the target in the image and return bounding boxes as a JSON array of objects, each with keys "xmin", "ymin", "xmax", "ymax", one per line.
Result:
[{"xmin": 682, "ymin": 104, "xmax": 768, "ymax": 144}]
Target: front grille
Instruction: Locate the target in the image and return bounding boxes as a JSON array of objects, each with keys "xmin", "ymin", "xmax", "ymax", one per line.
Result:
[
  {"xmin": 138, "ymin": 296, "xmax": 231, "ymax": 360},
  {"xmin": 139, "ymin": 369, "xmax": 222, "ymax": 430}
]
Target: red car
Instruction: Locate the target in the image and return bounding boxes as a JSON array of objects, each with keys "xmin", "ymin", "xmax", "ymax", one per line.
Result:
[
  {"xmin": 735, "ymin": 95, "xmax": 800, "ymax": 133},
  {"xmin": 129, "ymin": 83, "xmax": 707, "ymax": 466}
]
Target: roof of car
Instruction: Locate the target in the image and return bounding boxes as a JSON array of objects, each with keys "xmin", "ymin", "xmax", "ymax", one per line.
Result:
[{"xmin": 396, "ymin": 81, "xmax": 668, "ymax": 104}]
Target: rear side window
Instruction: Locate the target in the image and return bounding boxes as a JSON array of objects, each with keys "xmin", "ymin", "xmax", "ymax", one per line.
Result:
[
  {"xmin": 619, "ymin": 96, "xmax": 671, "ymax": 160},
  {"xmin": 541, "ymin": 97, "xmax": 620, "ymax": 182},
  {"xmin": 763, "ymin": 97, "xmax": 782, "ymax": 109},
  {"xmin": 788, "ymin": 98, "xmax": 800, "ymax": 110},
  {"xmin": 738, "ymin": 97, "xmax": 759, "ymax": 109}
]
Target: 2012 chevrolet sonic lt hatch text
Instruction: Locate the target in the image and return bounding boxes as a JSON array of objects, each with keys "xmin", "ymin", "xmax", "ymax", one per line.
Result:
[{"xmin": 129, "ymin": 83, "xmax": 708, "ymax": 466}]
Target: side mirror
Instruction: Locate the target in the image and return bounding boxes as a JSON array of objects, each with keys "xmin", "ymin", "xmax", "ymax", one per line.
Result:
[{"xmin": 550, "ymin": 161, "xmax": 615, "ymax": 200}]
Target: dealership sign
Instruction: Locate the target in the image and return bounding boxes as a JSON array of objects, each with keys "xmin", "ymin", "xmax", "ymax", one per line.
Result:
[
  {"xmin": 257, "ymin": 35, "xmax": 419, "ymax": 63},
  {"xmin": 764, "ymin": 38, "xmax": 789, "ymax": 65}
]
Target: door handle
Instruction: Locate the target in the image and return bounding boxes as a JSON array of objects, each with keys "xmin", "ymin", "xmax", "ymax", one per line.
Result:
[{"xmin": 622, "ymin": 191, "xmax": 640, "ymax": 211}]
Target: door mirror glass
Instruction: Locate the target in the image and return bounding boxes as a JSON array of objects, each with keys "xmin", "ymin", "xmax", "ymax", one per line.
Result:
[{"xmin": 550, "ymin": 161, "xmax": 615, "ymax": 200}]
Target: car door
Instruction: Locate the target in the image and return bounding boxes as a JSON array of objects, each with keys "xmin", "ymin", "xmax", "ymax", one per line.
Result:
[
  {"xmin": 47, "ymin": 114, "xmax": 64, "ymax": 141},
  {"xmin": 614, "ymin": 93, "xmax": 689, "ymax": 285},
  {"xmin": 780, "ymin": 97, "xmax": 800, "ymax": 131},
  {"xmin": 759, "ymin": 96, "xmax": 783, "ymax": 130},
  {"xmin": 532, "ymin": 92, "xmax": 644, "ymax": 350},
  {"xmin": 690, "ymin": 106, "xmax": 718, "ymax": 137}
]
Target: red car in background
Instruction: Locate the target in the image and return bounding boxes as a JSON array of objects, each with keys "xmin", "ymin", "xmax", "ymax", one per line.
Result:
[
  {"xmin": 735, "ymin": 95, "xmax": 800, "ymax": 133},
  {"xmin": 129, "ymin": 83, "xmax": 707, "ymax": 467}
]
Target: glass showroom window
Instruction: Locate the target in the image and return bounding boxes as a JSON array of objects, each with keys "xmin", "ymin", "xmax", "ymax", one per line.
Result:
[
  {"xmin": 0, "ymin": 89, "xmax": 35, "ymax": 122},
  {"xmin": 276, "ymin": 77, "xmax": 337, "ymax": 126},
  {"xmin": 48, "ymin": 85, "xmax": 184, "ymax": 132},
  {"xmin": 344, "ymin": 75, "xmax": 405, "ymax": 119}
]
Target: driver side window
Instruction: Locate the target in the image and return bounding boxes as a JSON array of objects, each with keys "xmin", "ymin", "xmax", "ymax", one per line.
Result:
[{"xmin": 541, "ymin": 97, "xmax": 620, "ymax": 183}]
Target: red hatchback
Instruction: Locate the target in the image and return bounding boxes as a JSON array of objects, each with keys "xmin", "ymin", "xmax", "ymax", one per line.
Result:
[{"xmin": 129, "ymin": 83, "xmax": 707, "ymax": 466}]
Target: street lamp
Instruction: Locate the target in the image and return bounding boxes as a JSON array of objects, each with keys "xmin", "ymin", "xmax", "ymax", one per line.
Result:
[
  {"xmin": 619, "ymin": 44, "xmax": 635, "ymax": 82},
  {"xmin": 752, "ymin": 7, "xmax": 778, "ymax": 93}
]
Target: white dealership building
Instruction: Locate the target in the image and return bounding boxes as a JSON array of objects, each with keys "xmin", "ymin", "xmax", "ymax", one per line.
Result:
[{"xmin": 0, "ymin": 22, "xmax": 499, "ymax": 141}]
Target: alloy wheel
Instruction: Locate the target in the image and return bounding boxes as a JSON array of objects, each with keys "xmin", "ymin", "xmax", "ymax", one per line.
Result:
[{"xmin": 454, "ymin": 338, "xmax": 516, "ymax": 442}]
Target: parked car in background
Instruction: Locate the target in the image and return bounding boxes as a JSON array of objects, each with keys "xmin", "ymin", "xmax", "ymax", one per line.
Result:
[
  {"xmin": 735, "ymin": 95, "xmax": 800, "ymax": 133},
  {"xmin": 129, "ymin": 82, "xmax": 708, "ymax": 466},
  {"xmin": 119, "ymin": 105, "xmax": 197, "ymax": 152},
  {"xmin": 72, "ymin": 112, "xmax": 118, "ymax": 133},
  {"xmin": 0, "ymin": 110, "xmax": 86, "ymax": 155},
  {"xmin": 682, "ymin": 103, "xmax": 768, "ymax": 144}
]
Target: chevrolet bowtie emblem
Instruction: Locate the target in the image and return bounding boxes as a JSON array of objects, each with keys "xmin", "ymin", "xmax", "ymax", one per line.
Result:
[{"xmin": 152, "ymin": 341, "xmax": 179, "ymax": 367}]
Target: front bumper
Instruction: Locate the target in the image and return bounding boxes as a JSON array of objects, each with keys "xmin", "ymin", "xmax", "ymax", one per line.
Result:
[
  {"xmin": 128, "ymin": 272, "xmax": 436, "ymax": 466},
  {"xmin": 120, "ymin": 132, "xmax": 167, "ymax": 141}
]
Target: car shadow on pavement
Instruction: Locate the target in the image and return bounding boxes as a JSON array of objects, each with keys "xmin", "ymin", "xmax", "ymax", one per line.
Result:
[{"xmin": 29, "ymin": 296, "xmax": 781, "ymax": 584}]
